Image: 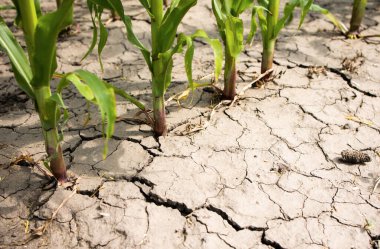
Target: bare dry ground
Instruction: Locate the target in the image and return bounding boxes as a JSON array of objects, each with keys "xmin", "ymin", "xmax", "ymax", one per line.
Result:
[{"xmin": 0, "ymin": 0, "xmax": 380, "ymax": 248}]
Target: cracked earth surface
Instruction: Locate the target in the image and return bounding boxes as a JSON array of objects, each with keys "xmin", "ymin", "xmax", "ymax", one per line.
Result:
[{"xmin": 1, "ymin": 0, "xmax": 380, "ymax": 248}]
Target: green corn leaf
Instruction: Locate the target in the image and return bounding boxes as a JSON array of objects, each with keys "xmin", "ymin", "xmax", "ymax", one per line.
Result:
[
  {"xmin": 108, "ymin": 0, "xmax": 151, "ymax": 62},
  {"xmin": 255, "ymin": 5, "xmax": 269, "ymax": 41},
  {"xmin": 273, "ymin": 0, "xmax": 298, "ymax": 39},
  {"xmin": 247, "ymin": 8, "xmax": 258, "ymax": 45},
  {"xmin": 247, "ymin": 6, "xmax": 268, "ymax": 45},
  {"xmin": 163, "ymin": 58, "xmax": 174, "ymax": 92},
  {"xmin": 82, "ymin": 3, "xmax": 107, "ymax": 70},
  {"xmin": 49, "ymin": 93, "xmax": 68, "ymax": 130},
  {"xmin": 34, "ymin": 0, "xmax": 41, "ymax": 17},
  {"xmin": 11, "ymin": 0, "xmax": 21, "ymax": 26},
  {"xmin": 50, "ymin": 93, "xmax": 67, "ymax": 109},
  {"xmin": 169, "ymin": 0, "xmax": 181, "ymax": 8},
  {"xmin": 154, "ymin": 29, "xmax": 223, "ymax": 94},
  {"xmin": 212, "ymin": 0, "xmax": 226, "ymax": 24},
  {"xmin": 157, "ymin": 0, "xmax": 197, "ymax": 53},
  {"xmin": 69, "ymin": 70, "xmax": 117, "ymax": 157},
  {"xmin": 174, "ymin": 33, "xmax": 194, "ymax": 89},
  {"xmin": 150, "ymin": 44, "xmax": 177, "ymax": 95},
  {"xmin": 163, "ymin": 0, "xmax": 179, "ymax": 21},
  {"xmin": 213, "ymin": 0, "xmax": 257, "ymax": 45},
  {"xmin": 58, "ymin": 71, "xmax": 145, "ymax": 145},
  {"xmin": 97, "ymin": 10, "xmax": 108, "ymax": 72},
  {"xmin": 222, "ymin": 0, "xmax": 233, "ymax": 14},
  {"xmin": 153, "ymin": 51, "xmax": 174, "ymax": 95},
  {"xmin": 138, "ymin": 0, "xmax": 154, "ymax": 17},
  {"xmin": 212, "ymin": 0, "xmax": 227, "ymax": 41},
  {"xmin": 11, "ymin": 0, "xmax": 41, "ymax": 27},
  {"xmin": 272, "ymin": 0, "xmax": 319, "ymax": 39},
  {"xmin": 81, "ymin": 2, "xmax": 98, "ymax": 62},
  {"xmin": 0, "ymin": 17, "xmax": 34, "ymax": 99},
  {"xmin": 225, "ymin": 15, "xmax": 244, "ymax": 58},
  {"xmin": 110, "ymin": 85, "xmax": 146, "ymax": 111},
  {"xmin": 233, "ymin": 0, "xmax": 253, "ymax": 16},
  {"xmin": 58, "ymin": 0, "xmax": 74, "ymax": 29},
  {"xmin": 165, "ymin": 0, "xmax": 182, "ymax": 16},
  {"xmin": 122, "ymin": 15, "xmax": 152, "ymax": 71},
  {"xmin": 191, "ymin": 30, "xmax": 223, "ymax": 84},
  {"xmin": 94, "ymin": 0, "xmax": 150, "ymax": 54},
  {"xmin": 138, "ymin": 0, "xmax": 150, "ymax": 10},
  {"xmin": 50, "ymin": 92, "xmax": 68, "ymax": 130},
  {"xmin": 86, "ymin": 0, "xmax": 152, "ymax": 71},
  {"xmin": 88, "ymin": 0, "xmax": 112, "ymax": 9},
  {"xmin": 184, "ymin": 42, "xmax": 195, "ymax": 90},
  {"xmin": 298, "ymin": 0, "xmax": 314, "ymax": 29},
  {"xmin": 57, "ymin": 74, "xmax": 95, "ymax": 101},
  {"xmin": 258, "ymin": 0, "xmax": 269, "ymax": 9},
  {"xmin": 309, "ymin": 4, "xmax": 348, "ymax": 34},
  {"xmin": 49, "ymin": 92, "xmax": 69, "ymax": 136},
  {"xmin": 31, "ymin": 0, "xmax": 74, "ymax": 88}
]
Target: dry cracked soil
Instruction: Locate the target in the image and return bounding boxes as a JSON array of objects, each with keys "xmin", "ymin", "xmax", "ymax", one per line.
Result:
[{"xmin": 0, "ymin": 0, "xmax": 380, "ymax": 248}]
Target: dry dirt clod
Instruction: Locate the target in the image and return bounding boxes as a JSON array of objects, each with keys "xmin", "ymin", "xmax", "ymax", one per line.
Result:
[
  {"xmin": 270, "ymin": 163, "xmax": 290, "ymax": 174},
  {"xmin": 307, "ymin": 66, "xmax": 327, "ymax": 79},
  {"xmin": 342, "ymin": 123, "xmax": 352, "ymax": 130},
  {"xmin": 341, "ymin": 149, "xmax": 371, "ymax": 164},
  {"xmin": 253, "ymin": 80, "xmax": 266, "ymax": 89},
  {"xmin": 341, "ymin": 52, "xmax": 365, "ymax": 73},
  {"xmin": 253, "ymin": 70, "xmax": 285, "ymax": 88}
]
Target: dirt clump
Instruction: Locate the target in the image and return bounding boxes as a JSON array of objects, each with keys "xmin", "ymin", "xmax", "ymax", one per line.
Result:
[{"xmin": 340, "ymin": 149, "xmax": 371, "ymax": 164}]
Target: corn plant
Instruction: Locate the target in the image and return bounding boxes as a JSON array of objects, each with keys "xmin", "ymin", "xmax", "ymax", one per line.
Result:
[
  {"xmin": 86, "ymin": 0, "xmax": 222, "ymax": 136},
  {"xmin": 304, "ymin": 1, "xmax": 377, "ymax": 39},
  {"xmin": 211, "ymin": 0, "xmax": 259, "ymax": 100},
  {"xmin": 0, "ymin": 0, "xmax": 139, "ymax": 183},
  {"xmin": 250, "ymin": 0, "xmax": 319, "ymax": 78},
  {"xmin": 312, "ymin": 0, "xmax": 367, "ymax": 37}
]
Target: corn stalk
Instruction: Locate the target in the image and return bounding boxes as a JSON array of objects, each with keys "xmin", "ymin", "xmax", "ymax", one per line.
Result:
[
  {"xmin": 212, "ymin": 0, "xmax": 254, "ymax": 100},
  {"xmin": 349, "ymin": 0, "xmax": 367, "ymax": 35},
  {"xmin": 261, "ymin": 0, "xmax": 280, "ymax": 76}
]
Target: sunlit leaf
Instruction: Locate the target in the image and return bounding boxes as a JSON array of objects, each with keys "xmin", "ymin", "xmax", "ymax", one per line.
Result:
[
  {"xmin": 71, "ymin": 70, "xmax": 117, "ymax": 157},
  {"xmin": 31, "ymin": 0, "xmax": 74, "ymax": 88},
  {"xmin": 0, "ymin": 17, "xmax": 34, "ymax": 99}
]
